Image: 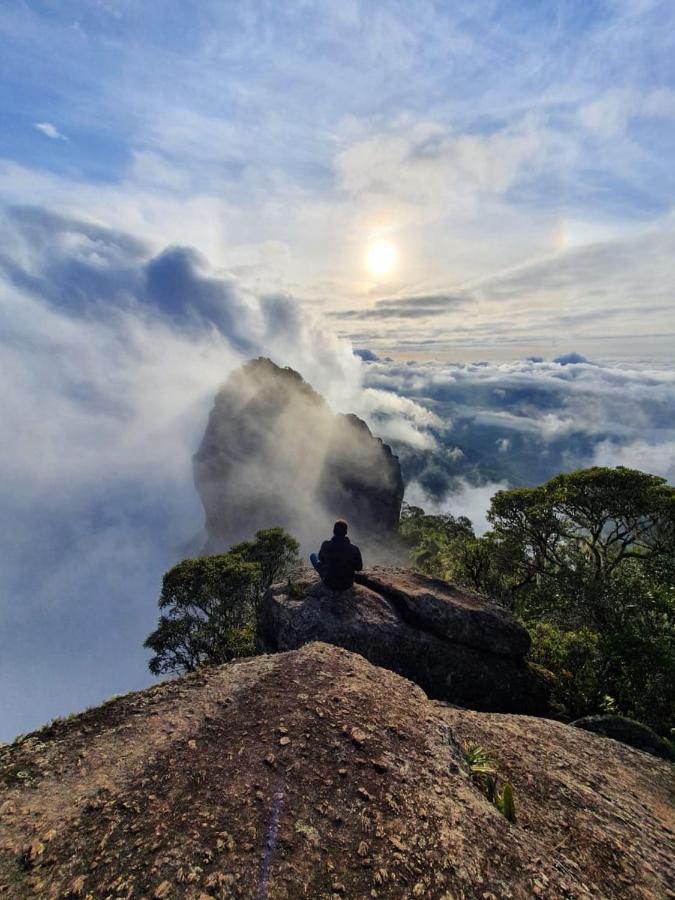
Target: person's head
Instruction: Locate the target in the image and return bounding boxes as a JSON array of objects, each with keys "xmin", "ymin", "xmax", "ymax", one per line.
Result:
[{"xmin": 333, "ymin": 519, "xmax": 348, "ymax": 538}]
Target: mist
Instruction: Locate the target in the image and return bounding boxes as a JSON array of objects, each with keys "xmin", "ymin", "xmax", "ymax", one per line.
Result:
[
  {"xmin": 0, "ymin": 208, "xmax": 424, "ymax": 740},
  {"xmin": 2, "ymin": 207, "xmax": 674, "ymax": 742}
]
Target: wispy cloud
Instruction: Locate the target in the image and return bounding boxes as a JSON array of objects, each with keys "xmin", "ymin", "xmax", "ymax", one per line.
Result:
[
  {"xmin": 33, "ymin": 121, "xmax": 67, "ymax": 141},
  {"xmin": 332, "ymin": 293, "xmax": 471, "ymax": 320}
]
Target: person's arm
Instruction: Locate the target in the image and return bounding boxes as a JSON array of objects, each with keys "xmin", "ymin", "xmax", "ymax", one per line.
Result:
[
  {"xmin": 353, "ymin": 546, "xmax": 363, "ymax": 571},
  {"xmin": 318, "ymin": 541, "xmax": 330, "ymax": 563}
]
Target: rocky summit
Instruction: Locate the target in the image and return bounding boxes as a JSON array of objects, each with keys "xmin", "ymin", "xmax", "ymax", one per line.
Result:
[
  {"xmin": 193, "ymin": 358, "xmax": 404, "ymax": 551},
  {"xmin": 259, "ymin": 568, "xmax": 549, "ymax": 715},
  {"xmin": 1, "ymin": 643, "xmax": 673, "ymax": 898}
]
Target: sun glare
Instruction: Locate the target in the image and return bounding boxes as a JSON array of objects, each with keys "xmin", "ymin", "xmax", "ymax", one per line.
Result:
[{"xmin": 366, "ymin": 238, "xmax": 398, "ymax": 278}]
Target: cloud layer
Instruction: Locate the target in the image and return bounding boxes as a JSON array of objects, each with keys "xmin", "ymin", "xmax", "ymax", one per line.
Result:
[
  {"xmin": 360, "ymin": 354, "xmax": 675, "ymax": 522},
  {"xmin": 0, "ymin": 208, "xmax": 363, "ymax": 740}
]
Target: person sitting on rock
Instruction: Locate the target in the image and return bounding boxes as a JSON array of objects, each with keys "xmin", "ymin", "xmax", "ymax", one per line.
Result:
[{"xmin": 310, "ymin": 519, "xmax": 363, "ymax": 591}]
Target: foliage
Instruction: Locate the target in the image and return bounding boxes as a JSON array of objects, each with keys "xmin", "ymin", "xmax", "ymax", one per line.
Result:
[
  {"xmin": 496, "ymin": 783, "xmax": 516, "ymax": 823},
  {"xmin": 144, "ymin": 554, "xmax": 260, "ymax": 675},
  {"xmin": 463, "ymin": 742, "xmax": 516, "ymax": 822},
  {"xmin": 526, "ymin": 623, "xmax": 604, "ymax": 720},
  {"xmin": 398, "ymin": 503, "xmax": 475, "ymax": 582},
  {"xmin": 488, "ymin": 466, "xmax": 675, "ymax": 625},
  {"xmin": 230, "ymin": 527, "xmax": 300, "ymax": 603},
  {"xmin": 401, "ymin": 467, "xmax": 675, "ymax": 735},
  {"xmin": 144, "ymin": 527, "xmax": 300, "ymax": 676}
]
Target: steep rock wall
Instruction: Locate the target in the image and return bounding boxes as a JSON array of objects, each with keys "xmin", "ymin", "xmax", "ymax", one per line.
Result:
[{"xmin": 193, "ymin": 358, "xmax": 404, "ymax": 550}]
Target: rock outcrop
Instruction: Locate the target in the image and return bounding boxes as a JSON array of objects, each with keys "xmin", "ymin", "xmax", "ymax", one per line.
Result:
[
  {"xmin": 193, "ymin": 358, "xmax": 404, "ymax": 551},
  {"xmin": 572, "ymin": 714, "xmax": 675, "ymax": 760},
  {"xmin": 1, "ymin": 643, "xmax": 672, "ymax": 898},
  {"xmin": 259, "ymin": 567, "xmax": 549, "ymax": 715}
]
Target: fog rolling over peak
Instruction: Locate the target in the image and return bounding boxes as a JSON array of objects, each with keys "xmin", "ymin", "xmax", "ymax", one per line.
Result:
[
  {"xmin": 194, "ymin": 357, "xmax": 404, "ymax": 554},
  {"xmin": 1, "ymin": 204, "xmax": 674, "ymax": 742}
]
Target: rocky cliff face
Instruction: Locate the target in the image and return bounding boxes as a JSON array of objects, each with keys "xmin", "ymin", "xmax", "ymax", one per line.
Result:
[
  {"xmin": 1, "ymin": 643, "xmax": 672, "ymax": 898},
  {"xmin": 193, "ymin": 358, "xmax": 404, "ymax": 551},
  {"xmin": 260, "ymin": 567, "xmax": 549, "ymax": 715}
]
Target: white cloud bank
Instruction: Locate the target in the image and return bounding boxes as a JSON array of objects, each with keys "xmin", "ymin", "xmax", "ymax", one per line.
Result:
[
  {"xmin": 1, "ymin": 206, "xmax": 673, "ymax": 742},
  {"xmin": 362, "ymin": 354, "xmax": 675, "ymax": 522}
]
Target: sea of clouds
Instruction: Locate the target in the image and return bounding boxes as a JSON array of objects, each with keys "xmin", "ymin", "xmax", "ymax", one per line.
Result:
[
  {"xmin": 360, "ymin": 352, "xmax": 675, "ymax": 530},
  {"xmin": 1, "ymin": 206, "xmax": 673, "ymax": 739}
]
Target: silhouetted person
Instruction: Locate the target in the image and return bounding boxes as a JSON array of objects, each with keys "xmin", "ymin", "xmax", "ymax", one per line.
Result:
[{"xmin": 310, "ymin": 520, "xmax": 363, "ymax": 591}]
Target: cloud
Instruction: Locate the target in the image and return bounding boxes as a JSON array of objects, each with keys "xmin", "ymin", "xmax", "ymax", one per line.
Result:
[
  {"xmin": 353, "ymin": 348, "xmax": 380, "ymax": 362},
  {"xmin": 34, "ymin": 122, "xmax": 67, "ymax": 141},
  {"xmin": 404, "ymin": 478, "xmax": 509, "ymax": 536},
  {"xmin": 592, "ymin": 438, "xmax": 675, "ymax": 483},
  {"xmin": 360, "ymin": 354, "xmax": 675, "ymax": 516},
  {"xmin": 333, "ymin": 293, "xmax": 471, "ymax": 320},
  {"xmin": 331, "ymin": 225, "xmax": 675, "ymax": 356},
  {"xmin": 335, "ymin": 117, "xmax": 555, "ymax": 215},
  {"xmin": 580, "ymin": 87, "xmax": 675, "ymax": 138},
  {"xmin": 553, "ymin": 352, "xmax": 591, "ymax": 366},
  {"xmin": 0, "ymin": 207, "xmax": 365, "ymax": 740}
]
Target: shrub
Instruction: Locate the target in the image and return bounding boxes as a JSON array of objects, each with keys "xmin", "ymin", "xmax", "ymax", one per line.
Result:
[
  {"xmin": 144, "ymin": 527, "xmax": 300, "ymax": 675},
  {"xmin": 526, "ymin": 622, "xmax": 604, "ymax": 720}
]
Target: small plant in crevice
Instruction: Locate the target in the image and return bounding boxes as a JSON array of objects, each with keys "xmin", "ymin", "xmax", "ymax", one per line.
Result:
[
  {"xmin": 463, "ymin": 741, "xmax": 517, "ymax": 823},
  {"xmin": 496, "ymin": 781, "xmax": 516, "ymax": 823}
]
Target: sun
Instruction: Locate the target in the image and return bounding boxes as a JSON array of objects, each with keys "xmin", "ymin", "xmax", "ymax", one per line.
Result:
[{"xmin": 365, "ymin": 238, "xmax": 398, "ymax": 278}]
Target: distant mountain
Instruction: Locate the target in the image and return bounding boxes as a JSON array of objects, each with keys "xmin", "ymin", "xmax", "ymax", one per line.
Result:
[{"xmin": 193, "ymin": 358, "xmax": 404, "ymax": 551}]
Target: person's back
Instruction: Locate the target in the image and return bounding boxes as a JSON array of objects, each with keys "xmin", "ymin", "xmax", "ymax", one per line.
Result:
[{"xmin": 311, "ymin": 520, "xmax": 363, "ymax": 591}]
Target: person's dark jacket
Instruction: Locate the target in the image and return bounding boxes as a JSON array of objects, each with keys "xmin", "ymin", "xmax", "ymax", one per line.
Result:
[{"xmin": 318, "ymin": 535, "xmax": 363, "ymax": 591}]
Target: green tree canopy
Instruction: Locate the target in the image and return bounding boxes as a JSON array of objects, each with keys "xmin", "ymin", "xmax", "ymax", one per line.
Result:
[
  {"xmin": 400, "ymin": 467, "xmax": 675, "ymax": 735},
  {"xmin": 230, "ymin": 526, "xmax": 300, "ymax": 602},
  {"xmin": 490, "ymin": 466, "xmax": 674, "ymax": 578},
  {"xmin": 144, "ymin": 527, "xmax": 300, "ymax": 676},
  {"xmin": 398, "ymin": 503, "xmax": 474, "ymax": 579}
]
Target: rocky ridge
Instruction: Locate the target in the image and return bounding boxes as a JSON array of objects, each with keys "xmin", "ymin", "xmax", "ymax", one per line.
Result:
[
  {"xmin": 1, "ymin": 643, "xmax": 673, "ymax": 898},
  {"xmin": 260, "ymin": 568, "xmax": 549, "ymax": 715},
  {"xmin": 193, "ymin": 358, "xmax": 404, "ymax": 551}
]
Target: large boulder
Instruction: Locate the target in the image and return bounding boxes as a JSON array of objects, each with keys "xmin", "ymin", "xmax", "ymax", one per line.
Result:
[
  {"xmin": 2, "ymin": 643, "xmax": 672, "ymax": 898},
  {"xmin": 259, "ymin": 567, "xmax": 549, "ymax": 715},
  {"xmin": 193, "ymin": 357, "xmax": 404, "ymax": 550}
]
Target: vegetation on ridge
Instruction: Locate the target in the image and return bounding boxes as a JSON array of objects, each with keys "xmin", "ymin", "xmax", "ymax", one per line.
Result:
[
  {"xmin": 401, "ymin": 466, "xmax": 675, "ymax": 735},
  {"xmin": 144, "ymin": 528, "xmax": 299, "ymax": 674}
]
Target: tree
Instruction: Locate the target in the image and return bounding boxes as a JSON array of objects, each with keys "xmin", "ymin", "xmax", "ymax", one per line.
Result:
[
  {"xmin": 144, "ymin": 528, "xmax": 300, "ymax": 676},
  {"xmin": 488, "ymin": 467, "xmax": 675, "ymax": 625},
  {"xmin": 230, "ymin": 527, "xmax": 300, "ymax": 603},
  {"xmin": 144, "ymin": 554, "xmax": 261, "ymax": 675},
  {"xmin": 400, "ymin": 468, "xmax": 675, "ymax": 734},
  {"xmin": 398, "ymin": 503, "xmax": 474, "ymax": 581}
]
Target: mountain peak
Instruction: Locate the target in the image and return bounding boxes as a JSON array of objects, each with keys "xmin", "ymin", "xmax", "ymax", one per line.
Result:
[{"xmin": 193, "ymin": 359, "xmax": 404, "ymax": 551}]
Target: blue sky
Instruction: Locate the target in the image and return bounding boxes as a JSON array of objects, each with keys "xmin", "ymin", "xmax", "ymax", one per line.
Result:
[
  {"xmin": 2, "ymin": 0, "xmax": 675, "ymax": 358},
  {"xmin": 1, "ymin": 1, "xmax": 675, "ymax": 740}
]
